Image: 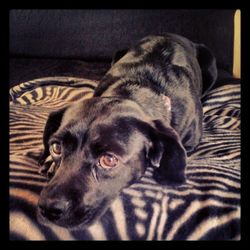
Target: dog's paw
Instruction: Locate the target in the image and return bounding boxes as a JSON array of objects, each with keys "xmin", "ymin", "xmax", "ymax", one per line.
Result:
[
  {"xmin": 38, "ymin": 160, "xmax": 55, "ymax": 178},
  {"xmin": 153, "ymin": 170, "xmax": 186, "ymax": 186}
]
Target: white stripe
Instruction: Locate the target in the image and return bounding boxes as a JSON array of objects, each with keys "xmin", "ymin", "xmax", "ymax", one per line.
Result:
[
  {"xmin": 10, "ymin": 211, "xmax": 46, "ymax": 240},
  {"xmin": 10, "ymin": 165, "xmax": 40, "ymax": 173},
  {"xmin": 48, "ymin": 225, "xmax": 76, "ymax": 240},
  {"xmin": 187, "ymin": 164, "xmax": 240, "ymax": 176},
  {"xmin": 15, "ymin": 96, "xmax": 27, "ymax": 105},
  {"xmin": 88, "ymin": 222, "xmax": 107, "ymax": 240},
  {"xmin": 35, "ymin": 87, "xmax": 44, "ymax": 101},
  {"xmin": 186, "ymin": 168, "xmax": 240, "ymax": 179},
  {"xmin": 10, "ymin": 172, "xmax": 46, "ymax": 180},
  {"xmin": 187, "ymin": 207, "xmax": 240, "ymax": 240},
  {"xmin": 168, "ymin": 198, "xmax": 184, "ymax": 210},
  {"xmin": 131, "ymin": 197, "xmax": 146, "ymax": 208},
  {"xmin": 157, "ymin": 196, "xmax": 168, "ymax": 240},
  {"xmin": 146, "ymin": 202, "xmax": 161, "ymax": 240},
  {"xmin": 190, "ymin": 176, "xmax": 240, "ymax": 189},
  {"xmin": 122, "ymin": 188, "xmax": 143, "ymax": 198},
  {"xmin": 135, "ymin": 223, "xmax": 146, "ymax": 237},
  {"xmin": 166, "ymin": 199, "xmax": 238, "ymax": 240},
  {"xmin": 187, "ymin": 180, "xmax": 228, "ymax": 190},
  {"xmin": 10, "ymin": 179, "xmax": 45, "ymax": 187},
  {"xmin": 110, "ymin": 198, "xmax": 130, "ymax": 240},
  {"xmin": 165, "ymin": 187, "xmax": 240, "ymax": 199},
  {"xmin": 134, "ymin": 208, "xmax": 148, "ymax": 220}
]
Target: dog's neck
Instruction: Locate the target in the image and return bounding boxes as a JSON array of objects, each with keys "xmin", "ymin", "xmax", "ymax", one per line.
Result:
[{"xmin": 101, "ymin": 86, "xmax": 172, "ymax": 126}]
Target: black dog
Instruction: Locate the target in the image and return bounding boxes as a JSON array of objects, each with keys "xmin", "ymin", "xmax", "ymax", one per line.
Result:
[{"xmin": 37, "ymin": 34, "xmax": 217, "ymax": 229}]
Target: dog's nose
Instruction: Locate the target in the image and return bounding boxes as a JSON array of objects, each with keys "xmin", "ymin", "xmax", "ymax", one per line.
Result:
[{"xmin": 38, "ymin": 198, "xmax": 70, "ymax": 221}]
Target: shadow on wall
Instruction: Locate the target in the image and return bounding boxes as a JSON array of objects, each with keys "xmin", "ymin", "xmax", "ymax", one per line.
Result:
[{"xmin": 10, "ymin": 9, "xmax": 236, "ymax": 73}]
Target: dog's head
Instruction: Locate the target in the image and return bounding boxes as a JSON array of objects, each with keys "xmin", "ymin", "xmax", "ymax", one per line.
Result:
[{"xmin": 37, "ymin": 97, "xmax": 186, "ymax": 229}]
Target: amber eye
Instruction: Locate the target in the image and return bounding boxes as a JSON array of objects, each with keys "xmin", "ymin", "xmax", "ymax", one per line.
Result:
[
  {"xmin": 98, "ymin": 153, "xmax": 118, "ymax": 169},
  {"xmin": 50, "ymin": 142, "xmax": 62, "ymax": 156}
]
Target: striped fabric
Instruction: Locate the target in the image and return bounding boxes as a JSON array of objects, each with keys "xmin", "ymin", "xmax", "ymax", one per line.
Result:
[{"xmin": 9, "ymin": 77, "xmax": 240, "ymax": 240}]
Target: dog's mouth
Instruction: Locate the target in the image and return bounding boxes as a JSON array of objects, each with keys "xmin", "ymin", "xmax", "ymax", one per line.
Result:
[{"xmin": 37, "ymin": 199, "xmax": 110, "ymax": 229}]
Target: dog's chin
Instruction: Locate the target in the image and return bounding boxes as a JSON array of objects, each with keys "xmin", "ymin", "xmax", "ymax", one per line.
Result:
[{"xmin": 36, "ymin": 206, "xmax": 107, "ymax": 230}]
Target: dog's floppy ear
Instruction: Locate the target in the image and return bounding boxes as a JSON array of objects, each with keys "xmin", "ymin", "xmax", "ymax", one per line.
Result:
[
  {"xmin": 111, "ymin": 48, "xmax": 129, "ymax": 66},
  {"xmin": 147, "ymin": 120, "xmax": 187, "ymax": 186},
  {"xmin": 38, "ymin": 107, "xmax": 67, "ymax": 167},
  {"xmin": 195, "ymin": 44, "xmax": 218, "ymax": 97}
]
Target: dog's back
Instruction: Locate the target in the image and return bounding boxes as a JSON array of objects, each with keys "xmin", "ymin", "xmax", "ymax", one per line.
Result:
[
  {"xmin": 94, "ymin": 34, "xmax": 216, "ymax": 150},
  {"xmin": 95, "ymin": 34, "xmax": 202, "ymax": 98}
]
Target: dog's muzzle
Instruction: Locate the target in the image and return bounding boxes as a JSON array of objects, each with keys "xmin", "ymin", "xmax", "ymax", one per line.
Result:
[{"xmin": 38, "ymin": 197, "xmax": 71, "ymax": 222}]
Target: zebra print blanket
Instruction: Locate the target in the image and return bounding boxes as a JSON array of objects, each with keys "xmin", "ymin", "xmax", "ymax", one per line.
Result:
[{"xmin": 9, "ymin": 77, "xmax": 241, "ymax": 240}]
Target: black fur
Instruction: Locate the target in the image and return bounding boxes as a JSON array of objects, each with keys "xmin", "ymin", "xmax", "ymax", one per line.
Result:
[{"xmin": 37, "ymin": 34, "xmax": 217, "ymax": 229}]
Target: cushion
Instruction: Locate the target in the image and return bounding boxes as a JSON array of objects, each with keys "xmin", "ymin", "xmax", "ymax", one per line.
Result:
[{"xmin": 10, "ymin": 77, "xmax": 240, "ymax": 240}]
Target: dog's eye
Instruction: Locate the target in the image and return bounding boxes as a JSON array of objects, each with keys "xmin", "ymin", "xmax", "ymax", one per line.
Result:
[
  {"xmin": 50, "ymin": 142, "xmax": 62, "ymax": 157},
  {"xmin": 98, "ymin": 153, "xmax": 118, "ymax": 169}
]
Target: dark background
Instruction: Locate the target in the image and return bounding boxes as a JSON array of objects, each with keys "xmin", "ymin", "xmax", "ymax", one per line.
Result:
[{"xmin": 9, "ymin": 9, "xmax": 236, "ymax": 87}]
